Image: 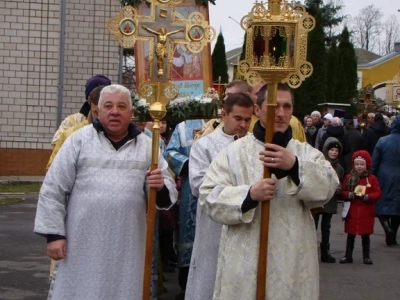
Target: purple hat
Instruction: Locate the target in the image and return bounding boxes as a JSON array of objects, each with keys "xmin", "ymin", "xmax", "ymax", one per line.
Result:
[{"xmin": 85, "ymin": 75, "xmax": 111, "ymax": 100}]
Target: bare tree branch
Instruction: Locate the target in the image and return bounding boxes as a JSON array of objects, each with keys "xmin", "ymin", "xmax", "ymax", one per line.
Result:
[
  {"xmin": 350, "ymin": 4, "xmax": 383, "ymax": 53},
  {"xmin": 383, "ymin": 15, "xmax": 400, "ymax": 54}
]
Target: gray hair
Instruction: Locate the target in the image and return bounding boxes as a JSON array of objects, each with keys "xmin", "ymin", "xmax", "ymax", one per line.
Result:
[
  {"xmin": 98, "ymin": 84, "xmax": 132, "ymax": 109},
  {"xmin": 367, "ymin": 113, "xmax": 375, "ymax": 118}
]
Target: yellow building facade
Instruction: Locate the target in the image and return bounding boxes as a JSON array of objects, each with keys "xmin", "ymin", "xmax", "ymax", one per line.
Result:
[{"xmin": 357, "ymin": 46, "xmax": 400, "ymax": 102}]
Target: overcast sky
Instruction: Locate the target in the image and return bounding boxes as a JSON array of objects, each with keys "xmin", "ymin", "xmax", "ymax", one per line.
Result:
[{"xmin": 209, "ymin": 0, "xmax": 400, "ymax": 51}]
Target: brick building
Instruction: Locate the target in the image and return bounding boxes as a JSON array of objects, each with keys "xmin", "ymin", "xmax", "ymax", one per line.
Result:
[{"xmin": 0, "ymin": 0, "xmax": 120, "ymax": 176}]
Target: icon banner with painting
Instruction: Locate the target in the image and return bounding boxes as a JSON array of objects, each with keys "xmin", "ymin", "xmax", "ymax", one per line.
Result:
[
  {"xmin": 134, "ymin": 0, "xmax": 213, "ymax": 98},
  {"xmin": 384, "ymin": 67, "xmax": 400, "ymax": 108}
]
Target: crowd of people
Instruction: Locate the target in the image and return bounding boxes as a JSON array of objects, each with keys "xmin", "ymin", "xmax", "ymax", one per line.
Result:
[{"xmin": 34, "ymin": 75, "xmax": 400, "ymax": 300}]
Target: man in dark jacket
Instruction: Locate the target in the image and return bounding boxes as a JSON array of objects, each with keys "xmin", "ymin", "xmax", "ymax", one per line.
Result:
[
  {"xmin": 362, "ymin": 113, "xmax": 390, "ymax": 155},
  {"xmin": 343, "ymin": 114, "xmax": 367, "ymax": 173}
]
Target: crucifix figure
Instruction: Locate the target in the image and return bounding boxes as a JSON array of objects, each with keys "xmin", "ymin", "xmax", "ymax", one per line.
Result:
[
  {"xmin": 141, "ymin": 25, "xmax": 184, "ymax": 77},
  {"xmin": 137, "ymin": 4, "xmax": 188, "ymax": 82}
]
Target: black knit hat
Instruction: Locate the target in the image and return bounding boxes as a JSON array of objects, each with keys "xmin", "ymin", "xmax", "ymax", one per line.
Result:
[
  {"xmin": 85, "ymin": 75, "xmax": 111, "ymax": 100},
  {"xmin": 327, "ymin": 142, "xmax": 342, "ymax": 154},
  {"xmin": 323, "ymin": 137, "xmax": 343, "ymax": 158},
  {"xmin": 343, "ymin": 113, "xmax": 353, "ymax": 124}
]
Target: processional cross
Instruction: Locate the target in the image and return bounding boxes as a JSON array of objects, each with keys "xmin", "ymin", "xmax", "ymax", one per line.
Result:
[{"xmin": 107, "ymin": 1, "xmax": 214, "ymax": 299}]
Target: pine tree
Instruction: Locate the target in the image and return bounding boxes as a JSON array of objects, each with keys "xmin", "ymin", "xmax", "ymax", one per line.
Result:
[
  {"xmin": 240, "ymin": 32, "xmax": 247, "ymax": 61},
  {"xmin": 305, "ymin": 0, "xmax": 345, "ymax": 44},
  {"xmin": 326, "ymin": 39, "xmax": 337, "ymax": 102},
  {"xmin": 335, "ymin": 27, "xmax": 358, "ymax": 104},
  {"xmin": 293, "ymin": 9, "xmax": 327, "ymax": 114},
  {"xmin": 212, "ymin": 32, "xmax": 229, "ymax": 83}
]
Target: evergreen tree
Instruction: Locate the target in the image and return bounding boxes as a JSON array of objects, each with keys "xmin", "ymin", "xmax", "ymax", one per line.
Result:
[
  {"xmin": 239, "ymin": 32, "xmax": 247, "ymax": 61},
  {"xmin": 335, "ymin": 27, "xmax": 358, "ymax": 104},
  {"xmin": 293, "ymin": 9, "xmax": 327, "ymax": 114},
  {"xmin": 326, "ymin": 39, "xmax": 337, "ymax": 101},
  {"xmin": 305, "ymin": 0, "xmax": 345, "ymax": 44},
  {"xmin": 212, "ymin": 32, "xmax": 229, "ymax": 83}
]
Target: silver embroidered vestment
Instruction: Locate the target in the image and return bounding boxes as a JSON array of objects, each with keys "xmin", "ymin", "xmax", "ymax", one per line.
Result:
[
  {"xmin": 185, "ymin": 127, "xmax": 240, "ymax": 300},
  {"xmin": 200, "ymin": 135, "xmax": 339, "ymax": 300},
  {"xmin": 34, "ymin": 125, "xmax": 178, "ymax": 300}
]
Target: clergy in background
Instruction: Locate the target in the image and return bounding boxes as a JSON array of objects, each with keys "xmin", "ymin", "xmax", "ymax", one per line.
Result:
[
  {"xmin": 194, "ymin": 80, "xmax": 306, "ymax": 143},
  {"xmin": 194, "ymin": 80, "xmax": 256, "ymax": 140},
  {"xmin": 34, "ymin": 84, "xmax": 178, "ymax": 299},
  {"xmin": 200, "ymin": 83, "xmax": 338, "ymax": 300},
  {"xmin": 164, "ymin": 118, "xmax": 204, "ymax": 299},
  {"xmin": 51, "ymin": 74, "xmax": 111, "ymax": 146},
  {"xmin": 185, "ymin": 92, "xmax": 254, "ymax": 300}
]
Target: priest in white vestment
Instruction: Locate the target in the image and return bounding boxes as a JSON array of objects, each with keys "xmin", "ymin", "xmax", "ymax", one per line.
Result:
[
  {"xmin": 185, "ymin": 93, "xmax": 254, "ymax": 300},
  {"xmin": 199, "ymin": 83, "xmax": 339, "ymax": 300},
  {"xmin": 34, "ymin": 85, "xmax": 178, "ymax": 300}
]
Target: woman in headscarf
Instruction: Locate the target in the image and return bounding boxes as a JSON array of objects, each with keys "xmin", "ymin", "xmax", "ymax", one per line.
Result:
[{"xmin": 304, "ymin": 116, "xmax": 317, "ymax": 145}]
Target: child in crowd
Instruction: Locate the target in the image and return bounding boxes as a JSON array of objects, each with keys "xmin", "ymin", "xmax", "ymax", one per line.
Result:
[
  {"xmin": 314, "ymin": 137, "xmax": 344, "ymax": 263},
  {"xmin": 340, "ymin": 150, "xmax": 382, "ymax": 265}
]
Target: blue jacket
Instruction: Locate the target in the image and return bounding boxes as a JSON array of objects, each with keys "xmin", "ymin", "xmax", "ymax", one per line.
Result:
[{"xmin": 371, "ymin": 116, "xmax": 400, "ymax": 216}]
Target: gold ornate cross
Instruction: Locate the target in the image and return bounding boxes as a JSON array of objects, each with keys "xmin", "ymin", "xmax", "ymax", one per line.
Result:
[
  {"xmin": 107, "ymin": 0, "xmax": 215, "ymax": 91},
  {"xmin": 108, "ymin": 0, "xmax": 188, "ymax": 83},
  {"xmin": 107, "ymin": 0, "xmax": 189, "ymax": 105}
]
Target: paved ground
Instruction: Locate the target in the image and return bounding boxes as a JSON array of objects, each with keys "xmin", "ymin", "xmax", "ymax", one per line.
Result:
[
  {"xmin": 0, "ymin": 194, "xmax": 49, "ymax": 300},
  {"xmin": 1, "ymin": 194, "xmax": 399, "ymax": 300}
]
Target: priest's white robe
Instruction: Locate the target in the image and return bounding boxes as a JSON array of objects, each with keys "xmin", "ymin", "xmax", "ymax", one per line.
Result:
[
  {"xmin": 34, "ymin": 125, "xmax": 178, "ymax": 300},
  {"xmin": 186, "ymin": 127, "xmax": 240, "ymax": 300},
  {"xmin": 200, "ymin": 135, "xmax": 338, "ymax": 300}
]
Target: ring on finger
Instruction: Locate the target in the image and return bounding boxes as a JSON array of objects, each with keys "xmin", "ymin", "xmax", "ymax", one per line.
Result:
[{"xmin": 271, "ymin": 157, "xmax": 275, "ymax": 163}]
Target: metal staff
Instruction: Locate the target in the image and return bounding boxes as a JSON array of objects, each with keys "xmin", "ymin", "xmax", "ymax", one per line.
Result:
[{"xmin": 142, "ymin": 83, "xmax": 167, "ymax": 300}]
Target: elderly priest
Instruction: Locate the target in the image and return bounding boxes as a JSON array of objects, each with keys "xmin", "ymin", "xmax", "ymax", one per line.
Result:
[{"xmin": 34, "ymin": 84, "xmax": 178, "ymax": 299}]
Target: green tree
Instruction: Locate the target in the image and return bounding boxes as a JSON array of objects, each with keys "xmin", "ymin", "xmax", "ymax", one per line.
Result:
[
  {"xmin": 326, "ymin": 39, "xmax": 337, "ymax": 101},
  {"xmin": 293, "ymin": 9, "xmax": 327, "ymax": 114},
  {"xmin": 211, "ymin": 32, "xmax": 229, "ymax": 83},
  {"xmin": 335, "ymin": 27, "xmax": 358, "ymax": 104},
  {"xmin": 305, "ymin": 0, "xmax": 345, "ymax": 44},
  {"xmin": 239, "ymin": 32, "xmax": 247, "ymax": 61}
]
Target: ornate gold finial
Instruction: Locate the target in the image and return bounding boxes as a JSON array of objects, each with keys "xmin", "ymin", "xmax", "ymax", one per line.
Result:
[
  {"xmin": 252, "ymin": 1, "xmax": 266, "ymax": 20},
  {"xmin": 266, "ymin": 9, "xmax": 271, "ymax": 19},
  {"xmin": 269, "ymin": 0, "xmax": 281, "ymax": 16},
  {"xmin": 283, "ymin": 0, "xmax": 289, "ymax": 20}
]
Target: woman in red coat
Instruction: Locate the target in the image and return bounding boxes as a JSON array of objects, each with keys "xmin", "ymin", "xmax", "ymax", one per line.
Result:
[{"xmin": 340, "ymin": 150, "xmax": 382, "ymax": 264}]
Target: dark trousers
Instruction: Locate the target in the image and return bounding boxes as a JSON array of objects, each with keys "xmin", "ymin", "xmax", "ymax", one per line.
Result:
[
  {"xmin": 313, "ymin": 212, "xmax": 333, "ymax": 245},
  {"xmin": 178, "ymin": 266, "xmax": 189, "ymax": 291},
  {"xmin": 378, "ymin": 216, "xmax": 400, "ymax": 242},
  {"xmin": 345, "ymin": 234, "xmax": 371, "ymax": 258},
  {"xmin": 159, "ymin": 230, "xmax": 175, "ymax": 263}
]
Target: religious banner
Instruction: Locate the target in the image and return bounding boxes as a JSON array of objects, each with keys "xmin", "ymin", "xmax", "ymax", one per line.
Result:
[
  {"xmin": 385, "ymin": 67, "xmax": 400, "ymax": 108},
  {"xmin": 134, "ymin": 0, "xmax": 213, "ymax": 98}
]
